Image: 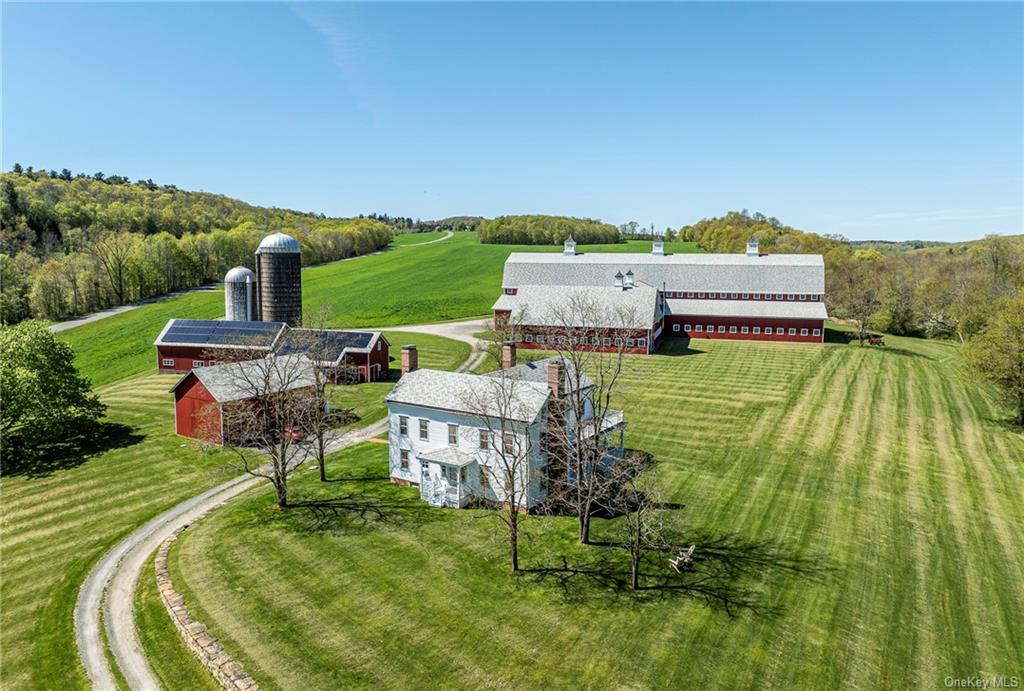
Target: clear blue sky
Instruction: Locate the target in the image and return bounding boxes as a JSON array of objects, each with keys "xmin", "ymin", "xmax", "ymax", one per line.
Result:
[{"xmin": 3, "ymin": 2, "xmax": 1021, "ymax": 241}]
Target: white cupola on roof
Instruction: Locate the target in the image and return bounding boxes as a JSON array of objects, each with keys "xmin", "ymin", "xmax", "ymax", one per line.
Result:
[
  {"xmin": 614, "ymin": 271, "xmax": 624, "ymax": 289},
  {"xmin": 624, "ymin": 269, "xmax": 635, "ymax": 288},
  {"xmin": 746, "ymin": 239, "xmax": 760, "ymax": 257},
  {"xmin": 563, "ymin": 235, "xmax": 577, "ymax": 256},
  {"xmin": 652, "ymin": 237, "xmax": 665, "ymax": 256}
]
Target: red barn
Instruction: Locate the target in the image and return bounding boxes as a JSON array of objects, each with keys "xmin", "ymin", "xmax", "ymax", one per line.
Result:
[
  {"xmin": 154, "ymin": 319, "xmax": 286, "ymax": 374},
  {"xmin": 276, "ymin": 328, "xmax": 391, "ymax": 382},
  {"xmin": 170, "ymin": 355, "xmax": 316, "ymax": 443}
]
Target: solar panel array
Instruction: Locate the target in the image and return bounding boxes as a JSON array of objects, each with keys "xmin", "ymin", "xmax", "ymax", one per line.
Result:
[
  {"xmin": 161, "ymin": 319, "xmax": 285, "ymax": 347},
  {"xmin": 277, "ymin": 329, "xmax": 375, "ymax": 361}
]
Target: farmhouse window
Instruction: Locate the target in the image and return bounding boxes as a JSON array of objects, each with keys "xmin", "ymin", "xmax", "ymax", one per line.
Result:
[
  {"xmin": 718, "ymin": 326, "xmax": 725, "ymax": 333},
  {"xmin": 801, "ymin": 328, "xmax": 809, "ymax": 336},
  {"xmin": 479, "ymin": 429, "xmax": 489, "ymax": 449},
  {"xmin": 741, "ymin": 327, "xmax": 749, "ymax": 334},
  {"xmin": 192, "ymin": 360, "xmax": 205, "ymax": 367},
  {"xmin": 813, "ymin": 328, "xmax": 821, "ymax": 336},
  {"xmin": 479, "ymin": 466, "xmax": 489, "ymax": 487},
  {"xmin": 753, "ymin": 327, "xmax": 761, "ymax": 334},
  {"xmin": 788, "ymin": 328, "xmax": 797, "ymax": 335},
  {"xmin": 448, "ymin": 424, "xmax": 458, "ymax": 446},
  {"xmin": 419, "ymin": 419, "xmax": 429, "ymax": 440},
  {"xmin": 398, "ymin": 416, "xmax": 408, "ymax": 435},
  {"xmin": 672, "ymin": 324, "xmax": 680, "ymax": 332},
  {"xmin": 162, "ymin": 358, "xmax": 174, "ymax": 367},
  {"xmin": 503, "ymin": 432, "xmax": 515, "ymax": 455},
  {"xmin": 684, "ymin": 324, "xmax": 692, "ymax": 332},
  {"xmin": 729, "ymin": 326, "xmax": 738, "ymax": 334},
  {"xmin": 400, "ymin": 449, "xmax": 409, "ymax": 469},
  {"xmin": 765, "ymin": 327, "xmax": 773, "ymax": 335}
]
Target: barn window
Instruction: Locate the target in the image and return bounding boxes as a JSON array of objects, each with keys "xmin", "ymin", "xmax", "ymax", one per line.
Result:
[
  {"xmin": 537, "ymin": 335, "xmax": 545, "ymax": 344},
  {"xmin": 695, "ymin": 325, "xmax": 703, "ymax": 332},
  {"xmin": 742, "ymin": 293, "xmax": 749, "ymax": 299},
  {"xmin": 399, "ymin": 416, "xmax": 408, "ymax": 436},
  {"xmin": 697, "ymin": 292, "xmax": 705, "ymax": 298},
  {"xmin": 707, "ymin": 325, "xmax": 713, "ymax": 333},
  {"xmin": 801, "ymin": 328, "xmax": 809, "ymax": 336},
  {"xmin": 638, "ymin": 339, "xmax": 647, "ymax": 348},
  {"xmin": 765, "ymin": 327, "xmax": 773, "ymax": 335},
  {"xmin": 753, "ymin": 293, "xmax": 761, "ymax": 300},
  {"xmin": 400, "ymin": 449, "xmax": 409, "ymax": 469},
  {"xmin": 602, "ymin": 338, "xmax": 611, "ymax": 345},
  {"xmin": 162, "ymin": 358, "xmax": 174, "ymax": 367},
  {"xmin": 614, "ymin": 338, "xmax": 624, "ymax": 346},
  {"xmin": 718, "ymin": 326, "xmax": 725, "ymax": 333},
  {"xmin": 687, "ymin": 292, "xmax": 694, "ymax": 298},
  {"xmin": 788, "ymin": 328, "xmax": 797, "ymax": 335},
  {"xmin": 479, "ymin": 429, "xmax": 489, "ymax": 449},
  {"xmin": 419, "ymin": 419, "xmax": 429, "ymax": 440},
  {"xmin": 775, "ymin": 294, "xmax": 783, "ymax": 300},
  {"xmin": 729, "ymin": 326, "xmax": 738, "ymax": 334},
  {"xmin": 626, "ymin": 338, "xmax": 635, "ymax": 347},
  {"xmin": 709, "ymin": 292, "xmax": 717, "ymax": 299},
  {"xmin": 684, "ymin": 324, "xmax": 692, "ymax": 332},
  {"xmin": 731, "ymin": 293, "xmax": 738, "ymax": 299},
  {"xmin": 753, "ymin": 327, "xmax": 761, "ymax": 334},
  {"xmin": 812, "ymin": 294, "xmax": 821, "ymax": 301},
  {"xmin": 192, "ymin": 360, "xmax": 205, "ymax": 367},
  {"xmin": 788, "ymin": 294, "xmax": 796, "ymax": 301},
  {"xmin": 448, "ymin": 424, "xmax": 458, "ymax": 446},
  {"xmin": 813, "ymin": 328, "xmax": 821, "ymax": 336},
  {"xmin": 799, "ymin": 294, "xmax": 807, "ymax": 301},
  {"xmin": 672, "ymin": 324, "xmax": 680, "ymax": 332},
  {"xmin": 741, "ymin": 326, "xmax": 749, "ymax": 334},
  {"xmin": 525, "ymin": 334, "xmax": 534, "ymax": 343}
]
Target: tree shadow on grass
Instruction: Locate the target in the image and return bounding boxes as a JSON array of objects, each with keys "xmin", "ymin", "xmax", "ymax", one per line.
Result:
[
  {"xmin": 524, "ymin": 530, "xmax": 833, "ymax": 618},
  {"xmin": 2, "ymin": 422, "xmax": 144, "ymax": 478}
]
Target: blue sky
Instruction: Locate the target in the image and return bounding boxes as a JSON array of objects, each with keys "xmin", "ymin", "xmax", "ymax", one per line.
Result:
[{"xmin": 3, "ymin": 2, "xmax": 1021, "ymax": 241}]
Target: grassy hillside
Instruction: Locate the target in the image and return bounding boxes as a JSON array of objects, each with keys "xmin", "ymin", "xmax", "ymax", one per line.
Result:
[
  {"xmin": 58, "ymin": 234, "xmax": 701, "ymax": 387},
  {"xmin": 166, "ymin": 333, "xmax": 1024, "ymax": 689},
  {"xmin": 0, "ymin": 332, "xmax": 469, "ymax": 690}
]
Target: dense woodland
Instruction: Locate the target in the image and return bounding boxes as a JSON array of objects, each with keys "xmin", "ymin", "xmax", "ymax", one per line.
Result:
[
  {"xmin": 0, "ymin": 168, "xmax": 391, "ymax": 323},
  {"xmin": 476, "ymin": 215, "xmax": 621, "ymax": 245},
  {"xmin": 363, "ymin": 213, "xmax": 483, "ymax": 233}
]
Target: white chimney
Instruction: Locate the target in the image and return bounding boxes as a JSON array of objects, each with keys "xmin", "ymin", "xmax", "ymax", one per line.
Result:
[
  {"xmin": 746, "ymin": 240, "xmax": 759, "ymax": 257},
  {"xmin": 614, "ymin": 271, "xmax": 624, "ymax": 289},
  {"xmin": 652, "ymin": 238, "xmax": 664, "ymax": 256},
  {"xmin": 624, "ymin": 269, "xmax": 634, "ymax": 288},
  {"xmin": 563, "ymin": 235, "xmax": 577, "ymax": 256}
]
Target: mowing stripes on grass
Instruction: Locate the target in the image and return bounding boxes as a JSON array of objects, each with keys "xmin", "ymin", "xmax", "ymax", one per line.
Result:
[{"xmin": 167, "ymin": 335, "xmax": 1024, "ymax": 689}]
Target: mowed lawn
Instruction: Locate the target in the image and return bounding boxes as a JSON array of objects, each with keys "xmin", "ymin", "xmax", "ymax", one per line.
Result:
[
  {"xmin": 0, "ymin": 332, "xmax": 468, "ymax": 691},
  {"xmin": 57, "ymin": 235, "xmax": 700, "ymax": 387},
  {"xmin": 167, "ymin": 334, "xmax": 1024, "ymax": 690}
]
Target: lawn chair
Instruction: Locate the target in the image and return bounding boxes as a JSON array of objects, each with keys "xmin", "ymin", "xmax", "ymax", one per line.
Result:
[{"xmin": 669, "ymin": 545, "xmax": 696, "ymax": 572}]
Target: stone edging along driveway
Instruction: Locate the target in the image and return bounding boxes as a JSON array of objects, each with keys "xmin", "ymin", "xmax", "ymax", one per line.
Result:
[{"xmin": 156, "ymin": 521, "xmax": 259, "ymax": 691}]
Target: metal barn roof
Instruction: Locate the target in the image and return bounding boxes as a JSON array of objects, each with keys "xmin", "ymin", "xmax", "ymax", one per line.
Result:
[
  {"xmin": 276, "ymin": 329, "xmax": 384, "ymax": 365},
  {"xmin": 501, "ymin": 252, "xmax": 825, "ymax": 295},
  {"xmin": 170, "ymin": 354, "xmax": 316, "ymax": 403},
  {"xmin": 154, "ymin": 319, "xmax": 286, "ymax": 349},
  {"xmin": 492, "ymin": 283, "xmax": 662, "ymax": 330},
  {"xmin": 664, "ymin": 298, "xmax": 829, "ymax": 320}
]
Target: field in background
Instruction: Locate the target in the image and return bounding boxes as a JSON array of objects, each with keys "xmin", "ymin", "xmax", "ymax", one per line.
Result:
[
  {"xmin": 0, "ymin": 332, "xmax": 468, "ymax": 691},
  {"xmin": 166, "ymin": 334, "xmax": 1024, "ymax": 689},
  {"xmin": 57, "ymin": 235, "xmax": 700, "ymax": 387}
]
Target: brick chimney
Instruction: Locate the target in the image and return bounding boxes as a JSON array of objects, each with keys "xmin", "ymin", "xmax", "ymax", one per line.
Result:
[
  {"xmin": 401, "ymin": 345, "xmax": 418, "ymax": 375},
  {"xmin": 547, "ymin": 359, "xmax": 565, "ymax": 399},
  {"xmin": 501, "ymin": 342, "xmax": 517, "ymax": 370}
]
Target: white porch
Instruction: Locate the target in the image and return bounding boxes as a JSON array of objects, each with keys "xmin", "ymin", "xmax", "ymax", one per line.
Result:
[{"xmin": 417, "ymin": 447, "xmax": 478, "ymax": 508}]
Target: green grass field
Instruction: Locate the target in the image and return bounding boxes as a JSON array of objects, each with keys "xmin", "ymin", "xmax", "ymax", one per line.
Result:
[
  {"xmin": 165, "ymin": 333, "xmax": 1024, "ymax": 690},
  {"xmin": 57, "ymin": 235, "xmax": 700, "ymax": 387},
  {"xmin": 0, "ymin": 332, "xmax": 468, "ymax": 691}
]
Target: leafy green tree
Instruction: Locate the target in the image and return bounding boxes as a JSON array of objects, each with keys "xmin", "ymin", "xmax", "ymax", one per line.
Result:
[
  {"xmin": 0, "ymin": 321, "xmax": 105, "ymax": 455},
  {"xmin": 962, "ymin": 292, "xmax": 1024, "ymax": 425}
]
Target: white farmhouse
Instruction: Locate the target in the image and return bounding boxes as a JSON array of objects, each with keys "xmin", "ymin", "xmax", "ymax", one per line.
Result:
[{"xmin": 384, "ymin": 354, "xmax": 626, "ymax": 510}]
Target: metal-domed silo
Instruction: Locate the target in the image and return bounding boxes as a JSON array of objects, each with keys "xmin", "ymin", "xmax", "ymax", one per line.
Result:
[
  {"xmin": 224, "ymin": 266, "xmax": 257, "ymax": 321},
  {"xmin": 255, "ymin": 232, "xmax": 302, "ymax": 326}
]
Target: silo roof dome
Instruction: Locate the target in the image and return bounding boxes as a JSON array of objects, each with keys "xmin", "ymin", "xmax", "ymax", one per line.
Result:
[
  {"xmin": 256, "ymin": 232, "xmax": 301, "ymax": 254},
  {"xmin": 224, "ymin": 266, "xmax": 256, "ymax": 283}
]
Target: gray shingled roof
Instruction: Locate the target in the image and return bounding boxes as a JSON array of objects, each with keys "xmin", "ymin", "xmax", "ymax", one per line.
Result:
[
  {"xmin": 492, "ymin": 283, "xmax": 661, "ymax": 329},
  {"xmin": 501, "ymin": 252, "xmax": 825, "ymax": 294},
  {"xmin": 171, "ymin": 354, "xmax": 317, "ymax": 403},
  {"xmin": 385, "ymin": 369, "xmax": 549, "ymax": 423},
  {"xmin": 483, "ymin": 356, "xmax": 594, "ymax": 393},
  {"xmin": 665, "ymin": 298, "xmax": 828, "ymax": 320},
  {"xmin": 417, "ymin": 447, "xmax": 479, "ymax": 467}
]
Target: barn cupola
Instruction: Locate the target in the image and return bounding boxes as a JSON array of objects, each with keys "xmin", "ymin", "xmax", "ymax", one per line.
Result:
[
  {"xmin": 563, "ymin": 235, "xmax": 577, "ymax": 256},
  {"xmin": 652, "ymin": 237, "xmax": 665, "ymax": 256},
  {"xmin": 746, "ymin": 239, "xmax": 759, "ymax": 257},
  {"xmin": 614, "ymin": 271, "xmax": 625, "ymax": 290},
  {"xmin": 624, "ymin": 269, "xmax": 635, "ymax": 288}
]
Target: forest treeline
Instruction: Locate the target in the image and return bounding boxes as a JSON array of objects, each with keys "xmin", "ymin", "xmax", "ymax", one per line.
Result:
[
  {"xmin": 0, "ymin": 168, "xmax": 391, "ymax": 323},
  {"xmin": 680, "ymin": 210, "xmax": 1024, "ymax": 343},
  {"xmin": 476, "ymin": 215, "xmax": 621, "ymax": 245}
]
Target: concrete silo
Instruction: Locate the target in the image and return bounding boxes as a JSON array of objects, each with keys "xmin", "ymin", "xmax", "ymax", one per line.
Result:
[
  {"xmin": 255, "ymin": 232, "xmax": 302, "ymax": 326},
  {"xmin": 224, "ymin": 266, "xmax": 257, "ymax": 321}
]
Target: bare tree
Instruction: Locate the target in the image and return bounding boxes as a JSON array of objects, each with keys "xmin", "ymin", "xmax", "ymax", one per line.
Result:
[
  {"xmin": 198, "ymin": 349, "xmax": 318, "ymax": 507},
  {"xmin": 494, "ymin": 290, "xmax": 635, "ymax": 544},
  {"xmin": 461, "ymin": 372, "xmax": 543, "ymax": 572},
  {"xmin": 89, "ymin": 231, "xmax": 136, "ymax": 304},
  {"xmin": 602, "ymin": 450, "xmax": 670, "ymax": 589}
]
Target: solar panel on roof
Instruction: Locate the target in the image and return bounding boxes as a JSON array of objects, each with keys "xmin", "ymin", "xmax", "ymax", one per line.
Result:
[{"xmin": 161, "ymin": 319, "xmax": 284, "ymax": 347}]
